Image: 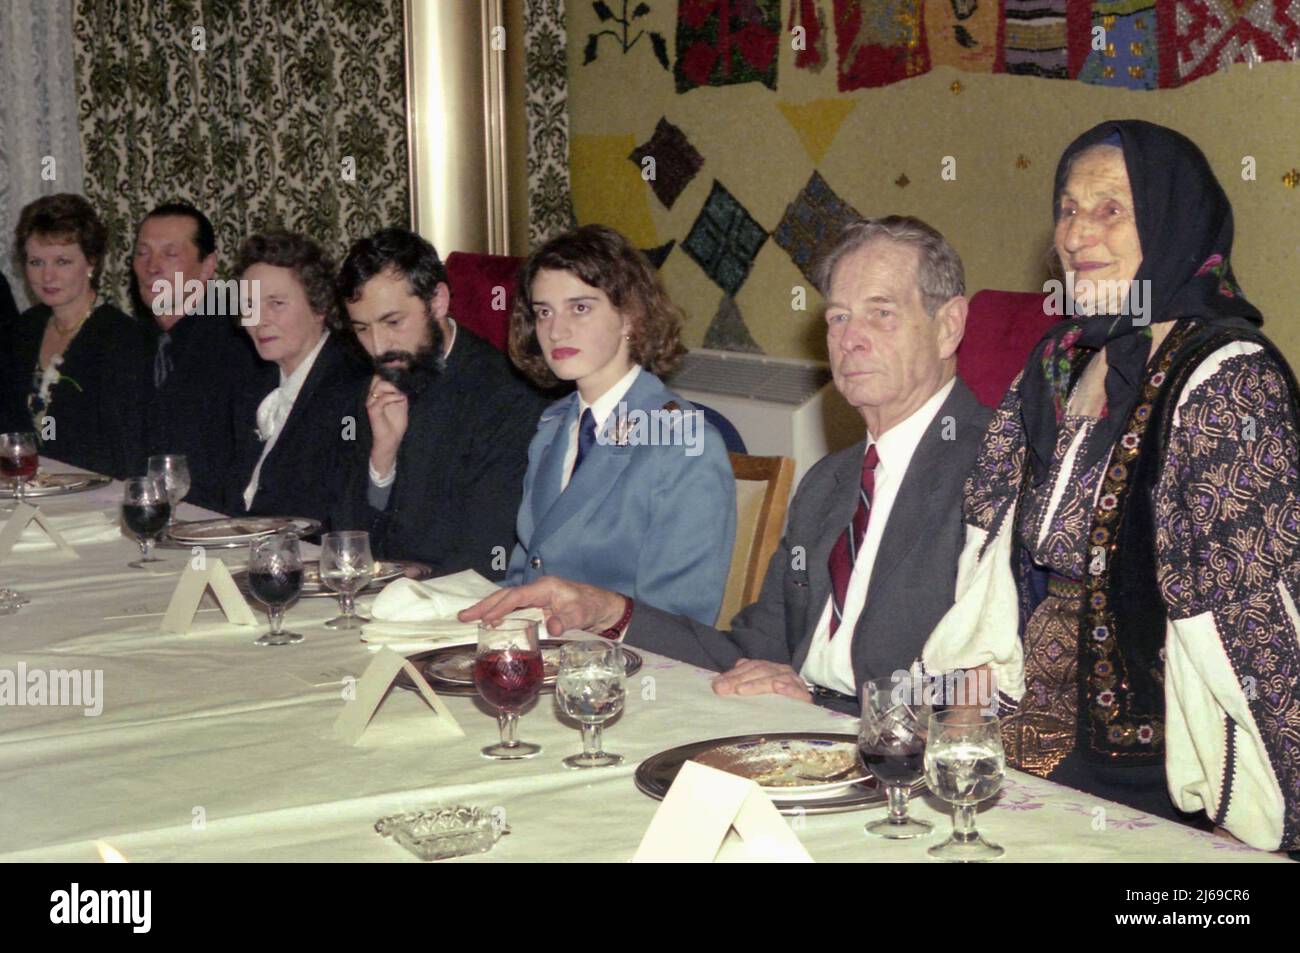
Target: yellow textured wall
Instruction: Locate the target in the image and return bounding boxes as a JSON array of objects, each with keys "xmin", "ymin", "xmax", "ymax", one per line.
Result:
[{"xmin": 566, "ymin": 4, "xmax": 1300, "ymax": 367}]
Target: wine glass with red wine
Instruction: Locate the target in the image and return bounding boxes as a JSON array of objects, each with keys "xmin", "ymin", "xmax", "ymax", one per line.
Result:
[
  {"xmin": 859, "ymin": 675, "xmax": 935, "ymax": 839},
  {"xmin": 0, "ymin": 432, "xmax": 39, "ymax": 507},
  {"xmin": 247, "ymin": 531, "xmax": 304, "ymax": 646},
  {"xmin": 121, "ymin": 476, "xmax": 171, "ymax": 569},
  {"xmin": 474, "ymin": 620, "xmax": 543, "ymax": 760}
]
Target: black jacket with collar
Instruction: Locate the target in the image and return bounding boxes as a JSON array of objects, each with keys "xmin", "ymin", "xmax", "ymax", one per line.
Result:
[
  {"xmin": 0, "ymin": 302, "xmax": 150, "ymax": 479},
  {"xmin": 331, "ymin": 326, "xmax": 550, "ymax": 579},
  {"xmin": 141, "ymin": 310, "xmax": 261, "ymax": 510},
  {"xmin": 224, "ymin": 333, "xmax": 370, "ymax": 525}
]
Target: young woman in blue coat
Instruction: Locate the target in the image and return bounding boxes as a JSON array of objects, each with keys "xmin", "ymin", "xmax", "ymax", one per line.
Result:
[{"xmin": 505, "ymin": 225, "xmax": 736, "ymax": 625}]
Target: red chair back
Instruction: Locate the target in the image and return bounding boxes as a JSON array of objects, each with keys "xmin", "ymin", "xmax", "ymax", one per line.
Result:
[
  {"xmin": 444, "ymin": 251, "xmax": 524, "ymax": 352},
  {"xmin": 957, "ymin": 290, "xmax": 1060, "ymax": 408}
]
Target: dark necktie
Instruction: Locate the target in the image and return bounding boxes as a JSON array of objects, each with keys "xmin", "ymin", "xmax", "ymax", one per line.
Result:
[
  {"xmin": 826, "ymin": 443, "xmax": 880, "ymax": 640},
  {"xmin": 572, "ymin": 408, "xmax": 597, "ymax": 475},
  {"xmin": 153, "ymin": 332, "xmax": 173, "ymax": 388}
]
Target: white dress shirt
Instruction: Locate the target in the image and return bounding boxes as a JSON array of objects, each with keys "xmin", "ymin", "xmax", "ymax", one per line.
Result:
[
  {"xmin": 560, "ymin": 364, "xmax": 641, "ymax": 490},
  {"xmin": 243, "ymin": 331, "xmax": 331, "ymax": 510},
  {"xmin": 799, "ymin": 377, "xmax": 957, "ymax": 696}
]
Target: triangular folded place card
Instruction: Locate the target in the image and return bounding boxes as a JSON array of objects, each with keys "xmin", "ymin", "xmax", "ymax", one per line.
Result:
[
  {"xmin": 632, "ymin": 760, "xmax": 814, "ymax": 863},
  {"xmin": 332, "ymin": 647, "xmax": 464, "ymax": 746},
  {"xmin": 159, "ymin": 558, "xmax": 258, "ymax": 633},
  {"xmin": 0, "ymin": 503, "xmax": 79, "ymax": 564}
]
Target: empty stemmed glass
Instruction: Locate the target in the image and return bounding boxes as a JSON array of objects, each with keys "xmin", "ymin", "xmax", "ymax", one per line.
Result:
[
  {"xmin": 474, "ymin": 620, "xmax": 543, "ymax": 760},
  {"xmin": 121, "ymin": 476, "xmax": 171, "ymax": 569},
  {"xmin": 1, "ymin": 432, "xmax": 39, "ymax": 508},
  {"xmin": 555, "ymin": 640, "xmax": 626, "ymax": 769},
  {"xmin": 924, "ymin": 710, "xmax": 1007, "ymax": 862},
  {"xmin": 147, "ymin": 454, "xmax": 190, "ymax": 526},
  {"xmin": 319, "ymin": 530, "xmax": 374, "ymax": 630},
  {"xmin": 247, "ymin": 531, "xmax": 305, "ymax": 646},
  {"xmin": 858, "ymin": 675, "xmax": 934, "ymax": 839}
]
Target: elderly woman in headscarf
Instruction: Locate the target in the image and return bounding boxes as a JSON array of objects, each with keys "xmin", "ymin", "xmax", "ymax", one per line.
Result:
[{"xmin": 922, "ymin": 119, "xmax": 1300, "ymax": 852}]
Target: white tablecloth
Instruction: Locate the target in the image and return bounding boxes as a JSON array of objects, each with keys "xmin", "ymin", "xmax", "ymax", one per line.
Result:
[{"xmin": 0, "ymin": 471, "xmax": 1286, "ymax": 863}]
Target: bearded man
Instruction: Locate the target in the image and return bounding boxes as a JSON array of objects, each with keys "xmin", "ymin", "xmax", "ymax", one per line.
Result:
[{"xmin": 331, "ymin": 228, "xmax": 548, "ymax": 578}]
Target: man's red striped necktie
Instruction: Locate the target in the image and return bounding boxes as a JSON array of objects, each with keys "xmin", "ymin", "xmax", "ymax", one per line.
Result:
[{"xmin": 826, "ymin": 443, "xmax": 879, "ymax": 639}]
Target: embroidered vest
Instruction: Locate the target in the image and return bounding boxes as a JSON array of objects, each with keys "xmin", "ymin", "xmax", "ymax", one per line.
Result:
[{"xmin": 1013, "ymin": 319, "xmax": 1300, "ymax": 764}]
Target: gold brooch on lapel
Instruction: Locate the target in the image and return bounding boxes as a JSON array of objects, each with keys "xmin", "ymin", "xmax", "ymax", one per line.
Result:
[{"xmin": 612, "ymin": 410, "xmax": 633, "ymax": 447}]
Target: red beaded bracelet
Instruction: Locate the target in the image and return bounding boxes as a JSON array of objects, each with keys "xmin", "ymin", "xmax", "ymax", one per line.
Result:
[{"xmin": 598, "ymin": 595, "xmax": 634, "ymax": 640}]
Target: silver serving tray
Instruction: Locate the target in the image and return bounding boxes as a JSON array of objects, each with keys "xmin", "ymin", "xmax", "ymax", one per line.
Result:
[
  {"xmin": 395, "ymin": 639, "xmax": 644, "ymax": 697},
  {"xmin": 635, "ymin": 731, "xmax": 924, "ymax": 816},
  {"xmin": 158, "ymin": 516, "xmax": 321, "ymax": 549},
  {"xmin": 1, "ymin": 472, "xmax": 112, "ymax": 498}
]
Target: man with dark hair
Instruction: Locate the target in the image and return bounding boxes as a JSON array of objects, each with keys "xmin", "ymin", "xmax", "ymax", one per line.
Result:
[
  {"xmin": 133, "ymin": 200, "xmax": 259, "ymax": 510},
  {"xmin": 331, "ymin": 228, "xmax": 548, "ymax": 579}
]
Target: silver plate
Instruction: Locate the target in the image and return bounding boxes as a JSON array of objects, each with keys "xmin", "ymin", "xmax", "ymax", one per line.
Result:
[
  {"xmin": 636, "ymin": 731, "xmax": 923, "ymax": 816},
  {"xmin": 160, "ymin": 516, "xmax": 321, "ymax": 548},
  {"xmin": 1, "ymin": 472, "xmax": 112, "ymax": 498},
  {"xmin": 395, "ymin": 639, "xmax": 644, "ymax": 697}
]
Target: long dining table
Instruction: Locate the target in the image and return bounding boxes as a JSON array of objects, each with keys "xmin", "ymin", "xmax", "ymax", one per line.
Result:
[{"xmin": 0, "ymin": 467, "xmax": 1287, "ymax": 864}]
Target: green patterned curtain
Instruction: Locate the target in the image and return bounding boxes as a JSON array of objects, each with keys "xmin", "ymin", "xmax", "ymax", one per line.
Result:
[{"xmin": 71, "ymin": 0, "xmax": 410, "ymax": 310}]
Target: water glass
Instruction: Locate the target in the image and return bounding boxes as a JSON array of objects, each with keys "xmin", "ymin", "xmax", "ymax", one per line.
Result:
[
  {"xmin": 924, "ymin": 710, "xmax": 1006, "ymax": 862},
  {"xmin": 147, "ymin": 454, "xmax": 190, "ymax": 525},
  {"xmin": 319, "ymin": 530, "xmax": 374, "ymax": 630},
  {"xmin": 556, "ymin": 640, "xmax": 625, "ymax": 769}
]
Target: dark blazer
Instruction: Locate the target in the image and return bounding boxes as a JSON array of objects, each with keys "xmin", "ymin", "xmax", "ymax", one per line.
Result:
[
  {"xmin": 0, "ymin": 302, "xmax": 150, "ymax": 479},
  {"xmin": 0, "ymin": 272, "xmax": 17, "ymax": 347},
  {"xmin": 225, "ymin": 333, "xmax": 370, "ymax": 524},
  {"xmin": 141, "ymin": 311, "xmax": 261, "ymax": 510},
  {"xmin": 331, "ymin": 326, "xmax": 550, "ymax": 580},
  {"xmin": 626, "ymin": 378, "xmax": 993, "ymax": 713}
]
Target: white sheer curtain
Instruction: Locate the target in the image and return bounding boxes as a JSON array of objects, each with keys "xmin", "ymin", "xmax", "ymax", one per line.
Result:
[{"xmin": 0, "ymin": 0, "xmax": 85, "ymax": 309}]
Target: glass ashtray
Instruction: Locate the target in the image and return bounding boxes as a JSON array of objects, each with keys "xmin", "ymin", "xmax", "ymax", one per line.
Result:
[{"xmin": 374, "ymin": 806, "xmax": 509, "ymax": 861}]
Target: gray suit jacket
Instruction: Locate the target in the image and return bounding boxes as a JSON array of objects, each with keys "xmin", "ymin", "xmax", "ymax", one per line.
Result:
[{"xmin": 627, "ymin": 378, "xmax": 993, "ymax": 713}]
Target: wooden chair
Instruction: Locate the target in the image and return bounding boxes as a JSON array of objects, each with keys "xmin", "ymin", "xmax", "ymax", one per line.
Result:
[{"xmin": 718, "ymin": 453, "xmax": 795, "ymax": 627}]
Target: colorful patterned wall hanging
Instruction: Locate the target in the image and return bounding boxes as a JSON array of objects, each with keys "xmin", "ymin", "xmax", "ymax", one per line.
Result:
[
  {"xmin": 578, "ymin": 0, "xmax": 1299, "ymax": 93},
  {"xmin": 833, "ymin": 0, "xmax": 931, "ymax": 90},
  {"xmin": 1171, "ymin": 0, "xmax": 1300, "ymax": 86},
  {"xmin": 674, "ymin": 0, "xmax": 783, "ymax": 93},
  {"xmin": 773, "ymin": 171, "xmax": 862, "ymax": 285},
  {"xmin": 925, "ymin": 0, "xmax": 1001, "ymax": 72},
  {"xmin": 628, "ymin": 117, "xmax": 705, "ymax": 209},
  {"xmin": 1078, "ymin": 3, "xmax": 1160, "ymax": 89},
  {"xmin": 704, "ymin": 295, "xmax": 765, "ymax": 352},
  {"xmin": 682, "ymin": 180, "xmax": 769, "ymax": 296},
  {"xmin": 789, "ymin": 0, "xmax": 831, "ymax": 70},
  {"xmin": 582, "ymin": 0, "xmax": 671, "ymax": 68},
  {"xmin": 776, "ymin": 98, "xmax": 857, "ymax": 163}
]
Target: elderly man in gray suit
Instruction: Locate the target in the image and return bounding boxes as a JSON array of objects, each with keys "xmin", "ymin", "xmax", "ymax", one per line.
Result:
[{"xmin": 463, "ymin": 216, "xmax": 993, "ymax": 713}]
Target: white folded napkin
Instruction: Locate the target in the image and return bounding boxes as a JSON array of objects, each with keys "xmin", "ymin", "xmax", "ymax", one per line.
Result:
[
  {"xmin": 361, "ymin": 569, "xmax": 543, "ymax": 648},
  {"xmin": 11, "ymin": 508, "xmax": 122, "ymax": 552}
]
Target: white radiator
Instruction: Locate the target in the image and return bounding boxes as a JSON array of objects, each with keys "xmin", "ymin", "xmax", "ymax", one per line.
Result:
[{"xmin": 666, "ymin": 349, "xmax": 864, "ymax": 489}]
